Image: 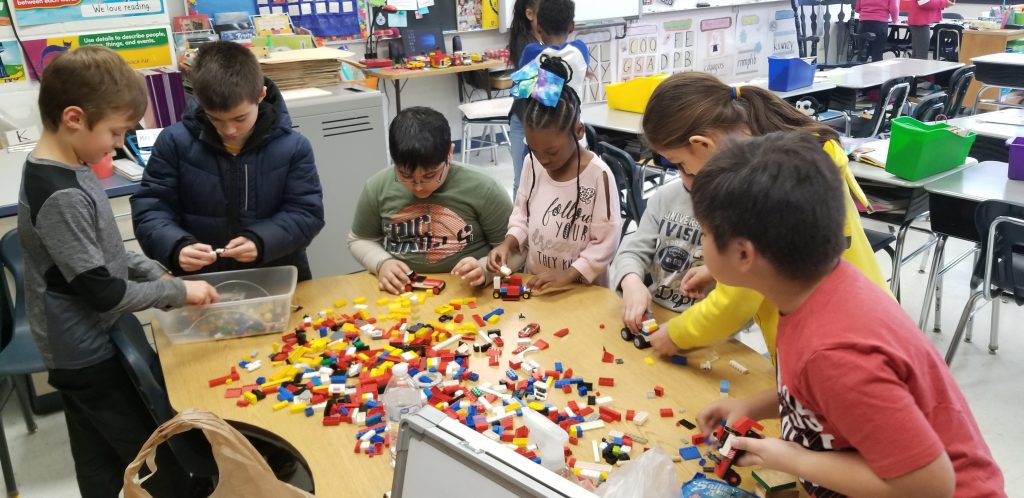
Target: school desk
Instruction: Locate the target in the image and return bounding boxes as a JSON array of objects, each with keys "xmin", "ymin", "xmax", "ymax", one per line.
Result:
[
  {"xmin": 920, "ymin": 161, "xmax": 1024, "ymax": 336},
  {"xmin": 946, "ymin": 108, "xmax": 1024, "ymax": 163},
  {"xmin": 366, "ymin": 59, "xmax": 505, "ymax": 113},
  {"xmin": 969, "ymin": 52, "xmax": 1024, "ymax": 114},
  {"xmin": 0, "ymin": 149, "xmax": 139, "ymax": 218},
  {"xmin": 824, "ymin": 58, "xmax": 963, "ymax": 111},
  {"xmin": 851, "ymin": 156, "xmax": 978, "ymax": 298},
  {"xmin": 154, "ymin": 273, "xmax": 780, "ymax": 497}
]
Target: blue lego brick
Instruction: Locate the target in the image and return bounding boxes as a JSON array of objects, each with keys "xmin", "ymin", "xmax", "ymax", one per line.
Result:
[
  {"xmin": 670, "ymin": 355, "xmax": 688, "ymax": 365},
  {"xmin": 720, "ymin": 380, "xmax": 730, "ymax": 393},
  {"xmin": 679, "ymin": 446, "xmax": 701, "ymax": 461}
]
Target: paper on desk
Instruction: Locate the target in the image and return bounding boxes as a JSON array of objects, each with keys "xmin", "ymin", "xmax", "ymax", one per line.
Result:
[
  {"xmin": 280, "ymin": 87, "xmax": 333, "ymax": 100},
  {"xmin": 975, "ymin": 110, "xmax": 1024, "ymax": 126},
  {"xmin": 259, "ymin": 47, "xmax": 353, "ymax": 63}
]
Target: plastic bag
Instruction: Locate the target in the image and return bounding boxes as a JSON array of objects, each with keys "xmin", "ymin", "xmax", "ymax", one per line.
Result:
[
  {"xmin": 595, "ymin": 448, "xmax": 678, "ymax": 498},
  {"xmin": 123, "ymin": 408, "xmax": 314, "ymax": 498},
  {"xmin": 681, "ymin": 473, "xmax": 760, "ymax": 498}
]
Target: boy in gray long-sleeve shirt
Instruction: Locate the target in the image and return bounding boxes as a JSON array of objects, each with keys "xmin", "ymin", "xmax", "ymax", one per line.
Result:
[
  {"xmin": 18, "ymin": 46, "xmax": 218, "ymax": 498},
  {"xmin": 611, "ymin": 178, "xmax": 705, "ymax": 333}
]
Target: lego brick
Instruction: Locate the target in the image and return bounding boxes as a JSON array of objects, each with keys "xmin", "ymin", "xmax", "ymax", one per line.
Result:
[
  {"xmin": 659, "ymin": 408, "xmax": 674, "ymax": 417},
  {"xmin": 553, "ymin": 328, "xmax": 569, "ymax": 337},
  {"xmin": 678, "ymin": 418, "xmax": 696, "ymax": 430},
  {"xmin": 653, "ymin": 386, "xmax": 665, "ymax": 397},
  {"xmin": 691, "ymin": 434, "xmax": 706, "ymax": 445},
  {"xmin": 679, "ymin": 446, "xmax": 701, "ymax": 461},
  {"xmin": 598, "ymin": 377, "xmax": 614, "ymax": 387}
]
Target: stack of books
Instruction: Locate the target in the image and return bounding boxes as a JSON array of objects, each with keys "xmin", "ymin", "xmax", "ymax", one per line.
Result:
[
  {"xmin": 113, "ymin": 158, "xmax": 145, "ymax": 182},
  {"xmin": 258, "ymin": 47, "xmax": 351, "ymax": 90}
]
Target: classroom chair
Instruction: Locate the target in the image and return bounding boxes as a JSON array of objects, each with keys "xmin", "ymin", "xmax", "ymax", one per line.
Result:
[
  {"xmin": 942, "ymin": 65, "xmax": 975, "ymax": 118},
  {"xmin": 111, "ymin": 314, "xmax": 316, "ymax": 495},
  {"xmin": 457, "ymin": 97, "xmax": 512, "ymax": 166},
  {"xmin": 930, "ymin": 23, "xmax": 963, "ymax": 62},
  {"xmin": 944, "ymin": 200, "xmax": 1024, "ymax": 365},
  {"xmin": 864, "ymin": 228, "xmax": 900, "ymax": 299},
  {"xmin": 597, "ymin": 141, "xmax": 646, "ymax": 238},
  {"xmin": 792, "ymin": 0, "xmax": 873, "ymax": 67},
  {"xmin": 911, "ymin": 91, "xmax": 949, "ymax": 122},
  {"xmin": 886, "ymin": 24, "xmax": 914, "ymax": 59},
  {"xmin": 0, "ymin": 229, "xmax": 48, "ymax": 498},
  {"xmin": 834, "ymin": 76, "xmax": 914, "ymax": 138}
]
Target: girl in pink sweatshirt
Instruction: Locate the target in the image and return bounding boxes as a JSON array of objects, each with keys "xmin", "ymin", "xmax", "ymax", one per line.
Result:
[
  {"xmin": 488, "ymin": 56, "xmax": 622, "ymax": 291},
  {"xmin": 908, "ymin": 0, "xmax": 952, "ymax": 59},
  {"xmin": 855, "ymin": 0, "xmax": 899, "ymax": 61}
]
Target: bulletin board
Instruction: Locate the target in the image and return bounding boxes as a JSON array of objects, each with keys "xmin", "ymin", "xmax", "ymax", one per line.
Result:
[{"xmin": 187, "ymin": 0, "xmax": 369, "ymax": 40}]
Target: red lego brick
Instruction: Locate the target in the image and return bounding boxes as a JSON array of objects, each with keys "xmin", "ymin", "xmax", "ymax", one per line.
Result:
[
  {"xmin": 532, "ymin": 339, "xmax": 549, "ymax": 350},
  {"xmin": 569, "ymin": 436, "xmax": 578, "ymax": 445},
  {"xmin": 602, "ymin": 348, "xmax": 614, "ymax": 363},
  {"xmin": 208, "ymin": 375, "xmax": 229, "ymax": 387},
  {"xmin": 691, "ymin": 434, "xmax": 706, "ymax": 445},
  {"xmin": 626, "ymin": 409, "xmax": 635, "ymax": 421},
  {"xmin": 473, "ymin": 314, "xmax": 486, "ymax": 327},
  {"xmin": 224, "ymin": 387, "xmax": 243, "ymax": 398},
  {"xmin": 654, "ymin": 386, "xmax": 665, "ymax": 397},
  {"xmin": 553, "ymin": 328, "xmax": 569, "ymax": 337},
  {"xmin": 598, "ymin": 377, "xmax": 614, "ymax": 387},
  {"xmin": 454, "ymin": 314, "xmax": 464, "ymax": 323},
  {"xmin": 660, "ymin": 408, "xmax": 674, "ymax": 417},
  {"xmin": 489, "ymin": 355, "xmax": 500, "ymax": 366},
  {"xmin": 235, "ymin": 398, "xmax": 249, "ymax": 407}
]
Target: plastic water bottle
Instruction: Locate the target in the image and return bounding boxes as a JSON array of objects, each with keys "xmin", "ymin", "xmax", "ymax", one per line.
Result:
[{"xmin": 383, "ymin": 363, "xmax": 424, "ymax": 464}]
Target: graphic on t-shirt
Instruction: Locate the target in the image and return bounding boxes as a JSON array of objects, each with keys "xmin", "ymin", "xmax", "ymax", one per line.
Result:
[
  {"xmin": 531, "ymin": 192, "xmax": 596, "ymax": 271},
  {"xmin": 651, "ymin": 212, "xmax": 702, "ymax": 310},
  {"xmin": 384, "ymin": 204, "xmax": 474, "ymax": 264},
  {"xmin": 778, "ymin": 371, "xmax": 843, "ymax": 497}
]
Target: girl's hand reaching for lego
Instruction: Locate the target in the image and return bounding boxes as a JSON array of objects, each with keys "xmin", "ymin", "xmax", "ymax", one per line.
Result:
[
  {"xmin": 452, "ymin": 257, "xmax": 485, "ymax": 286},
  {"xmin": 680, "ymin": 265, "xmax": 713, "ymax": 299},
  {"xmin": 378, "ymin": 259, "xmax": 412, "ymax": 295},
  {"xmin": 620, "ymin": 274, "xmax": 651, "ymax": 333},
  {"xmin": 221, "ymin": 236, "xmax": 258, "ymax": 263},
  {"xmin": 527, "ymin": 268, "xmax": 580, "ymax": 292},
  {"xmin": 184, "ymin": 280, "xmax": 220, "ymax": 306},
  {"xmin": 179, "ymin": 243, "xmax": 217, "ymax": 272},
  {"xmin": 648, "ymin": 325, "xmax": 680, "ymax": 356},
  {"xmin": 487, "ymin": 237, "xmax": 519, "ymax": 273}
]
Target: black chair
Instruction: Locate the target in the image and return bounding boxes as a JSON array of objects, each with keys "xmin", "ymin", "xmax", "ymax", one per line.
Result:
[
  {"xmin": 886, "ymin": 23, "xmax": 913, "ymax": 58},
  {"xmin": 598, "ymin": 141, "xmax": 645, "ymax": 238},
  {"xmin": 942, "ymin": 65, "xmax": 975, "ymax": 118},
  {"xmin": 0, "ymin": 229, "xmax": 48, "ymax": 498},
  {"xmin": 837, "ymin": 76, "xmax": 914, "ymax": 138},
  {"xmin": 931, "ymin": 23, "xmax": 964, "ymax": 62},
  {"xmin": 864, "ymin": 228, "xmax": 900, "ymax": 300},
  {"xmin": 942, "ymin": 12, "xmax": 965, "ymax": 20},
  {"xmin": 911, "ymin": 91, "xmax": 949, "ymax": 122},
  {"xmin": 792, "ymin": 0, "xmax": 873, "ymax": 68},
  {"xmin": 945, "ymin": 200, "xmax": 1024, "ymax": 365}
]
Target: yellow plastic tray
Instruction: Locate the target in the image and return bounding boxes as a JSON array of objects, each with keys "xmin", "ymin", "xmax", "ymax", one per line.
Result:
[{"xmin": 606, "ymin": 74, "xmax": 669, "ymax": 114}]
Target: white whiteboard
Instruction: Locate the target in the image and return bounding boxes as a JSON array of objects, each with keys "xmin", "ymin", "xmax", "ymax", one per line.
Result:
[{"xmin": 501, "ymin": 0, "xmax": 642, "ymax": 31}]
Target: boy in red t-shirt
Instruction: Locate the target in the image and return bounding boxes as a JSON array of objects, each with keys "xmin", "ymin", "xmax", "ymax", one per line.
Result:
[{"xmin": 690, "ymin": 131, "xmax": 1005, "ymax": 497}]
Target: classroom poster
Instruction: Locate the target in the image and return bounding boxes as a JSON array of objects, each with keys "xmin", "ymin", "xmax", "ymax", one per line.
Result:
[
  {"xmin": 771, "ymin": 8, "xmax": 798, "ymax": 58},
  {"xmin": 22, "ymin": 26, "xmax": 172, "ymax": 79},
  {"xmin": 616, "ymin": 23, "xmax": 658, "ymax": 82},
  {"xmin": 698, "ymin": 16, "xmax": 733, "ymax": 80},
  {"xmin": 572, "ymin": 26, "xmax": 614, "ymax": 103},
  {"xmin": 733, "ymin": 7, "xmax": 768, "ymax": 78},
  {"xmin": 658, "ymin": 17, "xmax": 695, "ymax": 74},
  {"xmin": 0, "ymin": 0, "xmax": 11, "ymax": 26},
  {"xmin": 456, "ymin": 0, "xmax": 481, "ymax": 31},
  {"xmin": 0, "ymin": 39, "xmax": 26, "ymax": 83},
  {"xmin": 11, "ymin": 0, "xmax": 165, "ymax": 27}
]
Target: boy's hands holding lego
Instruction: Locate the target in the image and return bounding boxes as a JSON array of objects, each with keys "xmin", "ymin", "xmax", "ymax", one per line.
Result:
[
  {"xmin": 648, "ymin": 325, "xmax": 680, "ymax": 356},
  {"xmin": 220, "ymin": 236, "xmax": 258, "ymax": 263},
  {"xmin": 620, "ymin": 274, "xmax": 652, "ymax": 333},
  {"xmin": 724, "ymin": 436, "xmax": 803, "ymax": 472},
  {"xmin": 179, "ymin": 243, "xmax": 218, "ymax": 272},
  {"xmin": 184, "ymin": 280, "xmax": 220, "ymax": 306},
  {"xmin": 696, "ymin": 398, "xmax": 752, "ymax": 436},
  {"xmin": 527, "ymin": 268, "xmax": 580, "ymax": 292},
  {"xmin": 680, "ymin": 265, "xmax": 713, "ymax": 299},
  {"xmin": 378, "ymin": 259, "xmax": 412, "ymax": 295},
  {"xmin": 451, "ymin": 257, "xmax": 485, "ymax": 286},
  {"xmin": 486, "ymin": 237, "xmax": 519, "ymax": 273}
]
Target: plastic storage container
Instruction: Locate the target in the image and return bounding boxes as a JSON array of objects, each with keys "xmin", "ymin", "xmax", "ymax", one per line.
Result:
[
  {"xmin": 605, "ymin": 73, "xmax": 668, "ymax": 113},
  {"xmin": 768, "ymin": 56, "xmax": 817, "ymax": 92},
  {"xmin": 155, "ymin": 266, "xmax": 297, "ymax": 344},
  {"xmin": 1009, "ymin": 137, "xmax": 1024, "ymax": 180},
  {"xmin": 885, "ymin": 117, "xmax": 976, "ymax": 181}
]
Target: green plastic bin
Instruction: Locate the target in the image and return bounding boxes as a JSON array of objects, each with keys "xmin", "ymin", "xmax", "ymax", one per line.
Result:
[{"xmin": 885, "ymin": 117, "xmax": 976, "ymax": 181}]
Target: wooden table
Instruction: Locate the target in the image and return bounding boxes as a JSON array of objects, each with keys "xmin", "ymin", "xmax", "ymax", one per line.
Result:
[
  {"xmin": 369, "ymin": 59, "xmax": 505, "ymax": 112},
  {"xmin": 155, "ymin": 273, "xmax": 779, "ymax": 497}
]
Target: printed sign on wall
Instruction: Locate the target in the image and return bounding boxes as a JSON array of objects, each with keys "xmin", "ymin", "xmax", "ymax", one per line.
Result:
[
  {"xmin": 11, "ymin": 0, "xmax": 165, "ymax": 27},
  {"xmin": 0, "ymin": 39, "xmax": 26, "ymax": 83},
  {"xmin": 22, "ymin": 27, "xmax": 172, "ymax": 79},
  {"xmin": 659, "ymin": 17, "xmax": 694, "ymax": 74},
  {"xmin": 698, "ymin": 16, "xmax": 734, "ymax": 79}
]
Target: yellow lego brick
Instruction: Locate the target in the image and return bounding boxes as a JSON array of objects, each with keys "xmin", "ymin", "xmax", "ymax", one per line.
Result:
[
  {"xmin": 644, "ymin": 357, "xmax": 655, "ymax": 365},
  {"xmin": 376, "ymin": 297, "xmax": 390, "ymax": 305},
  {"xmin": 272, "ymin": 400, "xmax": 289, "ymax": 411},
  {"xmin": 465, "ymin": 297, "xmax": 477, "ymax": 303},
  {"xmin": 272, "ymin": 342, "xmax": 282, "ymax": 353},
  {"xmin": 225, "ymin": 378, "xmax": 233, "ymax": 385},
  {"xmin": 434, "ymin": 305, "xmax": 454, "ymax": 315},
  {"xmin": 243, "ymin": 392, "xmax": 258, "ymax": 404},
  {"xmin": 289, "ymin": 403, "xmax": 308, "ymax": 414},
  {"xmin": 333, "ymin": 299, "xmax": 347, "ymax": 308},
  {"xmin": 486, "ymin": 315, "xmax": 500, "ymax": 324},
  {"xmin": 242, "ymin": 354, "xmax": 252, "ymax": 361},
  {"xmin": 528, "ymin": 402, "xmax": 545, "ymax": 411},
  {"xmin": 271, "ymin": 361, "xmax": 284, "ymax": 367},
  {"xmin": 505, "ymin": 402, "xmax": 521, "ymax": 412},
  {"xmin": 512, "ymin": 437, "xmax": 528, "ymax": 447},
  {"xmin": 450, "ymin": 299, "xmax": 464, "ymax": 306},
  {"xmin": 354, "ymin": 297, "xmax": 366, "ymax": 304}
]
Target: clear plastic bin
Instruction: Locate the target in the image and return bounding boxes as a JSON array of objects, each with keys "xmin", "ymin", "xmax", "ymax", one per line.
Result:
[{"xmin": 155, "ymin": 266, "xmax": 297, "ymax": 344}]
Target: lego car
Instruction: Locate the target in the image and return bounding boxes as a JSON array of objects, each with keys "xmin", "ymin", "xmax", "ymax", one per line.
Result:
[
  {"xmin": 493, "ymin": 275, "xmax": 531, "ymax": 301},
  {"xmin": 517, "ymin": 322, "xmax": 541, "ymax": 338},
  {"xmin": 405, "ymin": 272, "xmax": 446, "ymax": 294},
  {"xmin": 620, "ymin": 311, "xmax": 658, "ymax": 349}
]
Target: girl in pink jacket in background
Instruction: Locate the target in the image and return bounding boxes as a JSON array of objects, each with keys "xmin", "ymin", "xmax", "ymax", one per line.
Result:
[
  {"xmin": 856, "ymin": 0, "xmax": 899, "ymax": 61},
  {"xmin": 908, "ymin": 0, "xmax": 954, "ymax": 59}
]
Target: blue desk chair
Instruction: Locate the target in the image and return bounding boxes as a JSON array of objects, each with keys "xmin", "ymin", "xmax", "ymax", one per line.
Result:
[
  {"xmin": 945, "ymin": 200, "xmax": 1024, "ymax": 365},
  {"xmin": 0, "ymin": 229, "xmax": 48, "ymax": 498}
]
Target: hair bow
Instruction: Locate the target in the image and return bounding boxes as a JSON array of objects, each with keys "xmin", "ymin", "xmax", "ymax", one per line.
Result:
[{"xmin": 510, "ymin": 58, "xmax": 566, "ymax": 108}]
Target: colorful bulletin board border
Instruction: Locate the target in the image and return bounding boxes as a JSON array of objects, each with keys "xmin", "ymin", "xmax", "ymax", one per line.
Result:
[
  {"xmin": 22, "ymin": 26, "xmax": 172, "ymax": 79},
  {"xmin": 188, "ymin": 0, "xmax": 368, "ymax": 41},
  {"xmin": 0, "ymin": 39, "xmax": 26, "ymax": 83},
  {"xmin": 11, "ymin": 0, "xmax": 165, "ymax": 27}
]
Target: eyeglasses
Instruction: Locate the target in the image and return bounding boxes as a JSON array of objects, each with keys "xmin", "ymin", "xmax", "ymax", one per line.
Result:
[{"xmin": 395, "ymin": 162, "xmax": 449, "ymax": 186}]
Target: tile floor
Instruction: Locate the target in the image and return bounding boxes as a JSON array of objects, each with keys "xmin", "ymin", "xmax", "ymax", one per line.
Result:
[{"xmin": 2, "ymin": 149, "xmax": 1020, "ymax": 496}]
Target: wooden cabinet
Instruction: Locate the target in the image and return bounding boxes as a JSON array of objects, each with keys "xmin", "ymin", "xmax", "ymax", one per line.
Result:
[{"xmin": 961, "ymin": 29, "xmax": 1024, "ymax": 110}]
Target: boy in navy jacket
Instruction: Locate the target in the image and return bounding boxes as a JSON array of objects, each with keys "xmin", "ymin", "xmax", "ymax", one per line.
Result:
[{"xmin": 132, "ymin": 41, "xmax": 325, "ymax": 281}]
